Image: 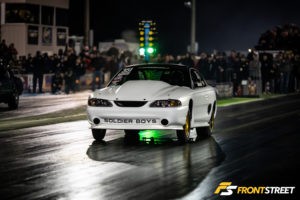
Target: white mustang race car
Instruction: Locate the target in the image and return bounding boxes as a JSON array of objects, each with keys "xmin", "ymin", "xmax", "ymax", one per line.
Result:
[{"xmin": 87, "ymin": 64, "xmax": 217, "ymax": 143}]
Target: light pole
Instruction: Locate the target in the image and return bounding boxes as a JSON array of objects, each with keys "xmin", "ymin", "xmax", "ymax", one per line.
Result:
[
  {"xmin": 84, "ymin": 0, "xmax": 90, "ymax": 46},
  {"xmin": 191, "ymin": 0, "xmax": 196, "ymax": 54},
  {"xmin": 185, "ymin": 0, "xmax": 196, "ymax": 54}
]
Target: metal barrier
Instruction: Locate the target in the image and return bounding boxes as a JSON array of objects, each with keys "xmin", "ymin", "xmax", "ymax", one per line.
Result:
[{"xmin": 16, "ymin": 72, "xmax": 111, "ymax": 93}]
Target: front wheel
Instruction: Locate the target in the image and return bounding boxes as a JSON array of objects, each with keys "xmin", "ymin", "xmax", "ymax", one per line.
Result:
[
  {"xmin": 92, "ymin": 129, "xmax": 106, "ymax": 141},
  {"xmin": 177, "ymin": 109, "xmax": 191, "ymax": 144}
]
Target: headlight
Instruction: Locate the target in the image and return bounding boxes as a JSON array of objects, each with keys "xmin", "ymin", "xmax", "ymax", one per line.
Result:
[
  {"xmin": 88, "ymin": 98, "xmax": 113, "ymax": 107},
  {"xmin": 150, "ymin": 99, "xmax": 182, "ymax": 107}
]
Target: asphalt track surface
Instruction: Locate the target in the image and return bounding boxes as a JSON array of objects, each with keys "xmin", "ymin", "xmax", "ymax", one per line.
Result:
[
  {"xmin": 0, "ymin": 91, "xmax": 89, "ymax": 120},
  {"xmin": 0, "ymin": 94, "xmax": 299, "ymax": 200}
]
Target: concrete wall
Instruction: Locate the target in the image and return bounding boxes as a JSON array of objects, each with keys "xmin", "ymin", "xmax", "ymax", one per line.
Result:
[
  {"xmin": 2, "ymin": 24, "xmax": 68, "ymax": 56},
  {"xmin": 1, "ymin": 23, "xmax": 26, "ymax": 55},
  {"xmin": 1, "ymin": 0, "xmax": 69, "ymax": 56},
  {"xmin": 26, "ymin": 26, "xmax": 68, "ymax": 56}
]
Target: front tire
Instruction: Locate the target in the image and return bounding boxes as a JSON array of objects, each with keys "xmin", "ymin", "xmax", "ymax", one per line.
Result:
[
  {"xmin": 92, "ymin": 129, "xmax": 106, "ymax": 141},
  {"xmin": 177, "ymin": 109, "xmax": 191, "ymax": 144}
]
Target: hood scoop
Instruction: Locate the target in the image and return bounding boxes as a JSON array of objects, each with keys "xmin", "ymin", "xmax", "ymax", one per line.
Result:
[{"xmin": 114, "ymin": 80, "xmax": 173, "ymax": 101}]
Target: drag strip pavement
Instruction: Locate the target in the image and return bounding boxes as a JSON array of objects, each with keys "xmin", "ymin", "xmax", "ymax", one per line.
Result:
[
  {"xmin": 0, "ymin": 123, "xmax": 223, "ymax": 200},
  {"xmin": 0, "ymin": 94, "xmax": 299, "ymax": 200},
  {"xmin": 183, "ymin": 94, "xmax": 300, "ymax": 200}
]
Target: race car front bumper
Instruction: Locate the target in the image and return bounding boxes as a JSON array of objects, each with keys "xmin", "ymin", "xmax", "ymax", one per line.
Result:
[{"xmin": 87, "ymin": 104, "xmax": 189, "ymax": 130}]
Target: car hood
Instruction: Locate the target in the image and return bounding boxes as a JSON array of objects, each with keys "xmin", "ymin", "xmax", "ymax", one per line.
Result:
[{"xmin": 92, "ymin": 80, "xmax": 191, "ymax": 101}]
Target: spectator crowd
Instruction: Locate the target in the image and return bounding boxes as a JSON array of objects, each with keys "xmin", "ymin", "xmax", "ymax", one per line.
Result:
[
  {"xmin": 156, "ymin": 50, "xmax": 300, "ymax": 95},
  {"xmin": 1, "ymin": 23, "xmax": 300, "ymax": 96},
  {"xmin": 256, "ymin": 24, "xmax": 300, "ymax": 52}
]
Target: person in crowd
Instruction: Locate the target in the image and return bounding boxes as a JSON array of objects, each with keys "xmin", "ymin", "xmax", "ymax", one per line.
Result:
[
  {"xmin": 294, "ymin": 54, "xmax": 300, "ymax": 92},
  {"xmin": 248, "ymin": 54, "xmax": 262, "ymax": 95},
  {"xmin": 196, "ymin": 53, "xmax": 209, "ymax": 78},
  {"xmin": 51, "ymin": 71, "xmax": 63, "ymax": 94},
  {"xmin": 164, "ymin": 54, "xmax": 176, "ymax": 64},
  {"xmin": 23, "ymin": 54, "xmax": 34, "ymax": 74},
  {"xmin": 215, "ymin": 52, "xmax": 227, "ymax": 83},
  {"xmin": 117, "ymin": 53, "xmax": 128, "ymax": 70},
  {"xmin": 279, "ymin": 53, "xmax": 293, "ymax": 93},
  {"xmin": 269, "ymin": 59, "xmax": 279, "ymax": 93},
  {"xmin": 206, "ymin": 55, "xmax": 217, "ymax": 80},
  {"xmin": 104, "ymin": 55, "xmax": 119, "ymax": 80},
  {"xmin": 179, "ymin": 53, "xmax": 195, "ymax": 67},
  {"xmin": 32, "ymin": 51, "xmax": 44, "ymax": 93},
  {"xmin": 230, "ymin": 51, "xmax": 241, "ymax": 95},
  {"xmin": 8, "ymin": 43, "xmax": 18, "ymax": 62},
  {"xmin": 239, "ymin": 54, "xmax": 249, "ymax": 81},
  {"xmin": 74, "ymin": 57, "xmax": 86, "ymax": 91},
  {"xmin": 42, "ymin": 53, "xmax": 52, "ymax": 73},
  {"xmin": 54, "ymin": 49, "xmax": 66, "ymax": 74},
  {"xmin": 0, "ymin": 40, "xmax": 9, "ymax": 60},
  {"xmin": 80, "ymin": 45, "xmax": 90, "ymax": 59},
  {"xmin": 249, "ymin": 54, "xmax": 261, "ymax": 80},
  {"xmin": 90, "ymin": 46, "xmax": 105, "ymax": 90},
  {"xmin": 226, "ymin": 50, "xmax": 238, "ymax": 82},
  {"xmin": 265, "ymin": 81, "xmax": 271, "ymax": 95},
  {"xmin": 64, "ymin": 50, "xmax": 77, "ymax": 94},
  {"xmin": 256, "ymin": 24, "xmax": 300, "ymax": 52},
  {"xmin": 260, "ymin": 54, "xmax": 272, "ymax": 93},
  {"xmin": 289, "ymin": 53, "xmax": 297, "ymax": 93},
  {"xmin": 248, "ymin": 79, "xmax": 257, "ymax": 96}
]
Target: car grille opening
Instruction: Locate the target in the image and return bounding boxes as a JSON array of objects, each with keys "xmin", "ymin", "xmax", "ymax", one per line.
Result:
[{"xmin": 114, "ymin": 101, "xmax": 147, "ymax": 107}]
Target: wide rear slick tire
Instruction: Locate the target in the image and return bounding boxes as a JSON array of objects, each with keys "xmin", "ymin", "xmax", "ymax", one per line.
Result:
[
  {"xmin": 177, "ymin": 109, "xmax": 191, "ymax": 144},
  {"xmin": 92, "ymin": 129, "xmax": 106, "ymax": 141},
  {"xmin": 8, "ymin": 94, "xmax": 19, "ymax": 110},
  {"xmin": 196, "ymin": 106, "xmax": 215, "ymax": 139}
]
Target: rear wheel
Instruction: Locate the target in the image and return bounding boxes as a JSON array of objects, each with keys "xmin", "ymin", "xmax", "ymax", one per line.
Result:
[
  {"xmin": 92, "ymin": 129, "xmax": 106, "ymax": 141},
  {"xmin": 196, "ymin": 107, "xmax": 215, "ymax": 139},
  {"xmin": 14, "ymin": 77, "xmax": 23, "ymax": 95},
  {"xmin": 8, "ymin": 93, "xmax": 19, "ymax": 110},
  {"xmin": 177, "ymin": 109, "xmax": 191, "ymax": 144}
]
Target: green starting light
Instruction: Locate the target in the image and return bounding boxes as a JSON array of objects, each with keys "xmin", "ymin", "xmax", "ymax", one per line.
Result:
[
  {"xmin": 139, "ymin": 48, "xmax": 145, "ymax": 56},
  {"xmin": 147, "ymin": 47, "xmax": 154, "ymax": 54}
]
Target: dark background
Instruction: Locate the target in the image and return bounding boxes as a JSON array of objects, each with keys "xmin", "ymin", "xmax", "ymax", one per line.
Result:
[{"xmin": 69, "ymin": 0, "xmax": 300, "ymax": 54}]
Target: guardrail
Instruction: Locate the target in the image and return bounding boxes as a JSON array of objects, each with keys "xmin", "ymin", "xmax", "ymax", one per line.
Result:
[{"xmin": 16, "ymin": 72, "xmax": 111, "ymax": 93}]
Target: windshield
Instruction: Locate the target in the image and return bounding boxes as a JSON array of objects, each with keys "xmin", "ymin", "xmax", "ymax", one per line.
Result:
[{"xmin": 109, "ymin": 66, "xmax": 191, "ymax": 88}]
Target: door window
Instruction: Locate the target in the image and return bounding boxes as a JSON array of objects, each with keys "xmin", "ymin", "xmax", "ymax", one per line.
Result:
[{"xmin": 191, "ymin": 70, "xmax": 206, "ymax": 88}]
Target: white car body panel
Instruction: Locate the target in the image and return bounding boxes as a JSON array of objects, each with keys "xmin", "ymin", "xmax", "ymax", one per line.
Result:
[{"xmin": 87, "ymin": 64, "xmax": 217, "ymax": 132}]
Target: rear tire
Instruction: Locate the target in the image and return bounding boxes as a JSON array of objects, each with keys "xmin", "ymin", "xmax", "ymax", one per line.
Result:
[
  {"xmin": 196, "ymin": 127, "xmax": 212, "ymax": 139},
  {"xmin": 92, "ymin": 129, "xmax": 106, "ymax": 141},
  {"xmin": 8, "ymin": 94, "xmax": 19, "ymax": 110},
  {"xmin": 196, "ymin": 106, "xmax": 215, "ymax": 139},
  {"xmin": 177, "ymin": 109, "xmax": 191, "ymax": 144},
  {"xmin": 14, "ymin": 77, "xmax": 23, "ymax": 95}
]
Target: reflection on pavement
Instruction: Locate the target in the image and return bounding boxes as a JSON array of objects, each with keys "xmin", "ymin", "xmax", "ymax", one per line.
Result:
[{"xmin": 86, "ymin": 136, "xmax": 224, "ymax": 199}]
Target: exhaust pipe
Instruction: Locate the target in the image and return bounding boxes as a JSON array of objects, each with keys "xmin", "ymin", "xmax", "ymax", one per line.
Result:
[
  {"xmin": 93, "ymin": 118, "xmax": 100, "ymax": 125},
  {"xmin": 161, "ymin": 119, "xmax": 169, "ymax": 126}
]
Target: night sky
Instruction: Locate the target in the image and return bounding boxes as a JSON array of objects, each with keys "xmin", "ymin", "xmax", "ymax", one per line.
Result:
[{"xmin": 69, "ymin": 0, "xmax": 300, "ymax": 54}]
